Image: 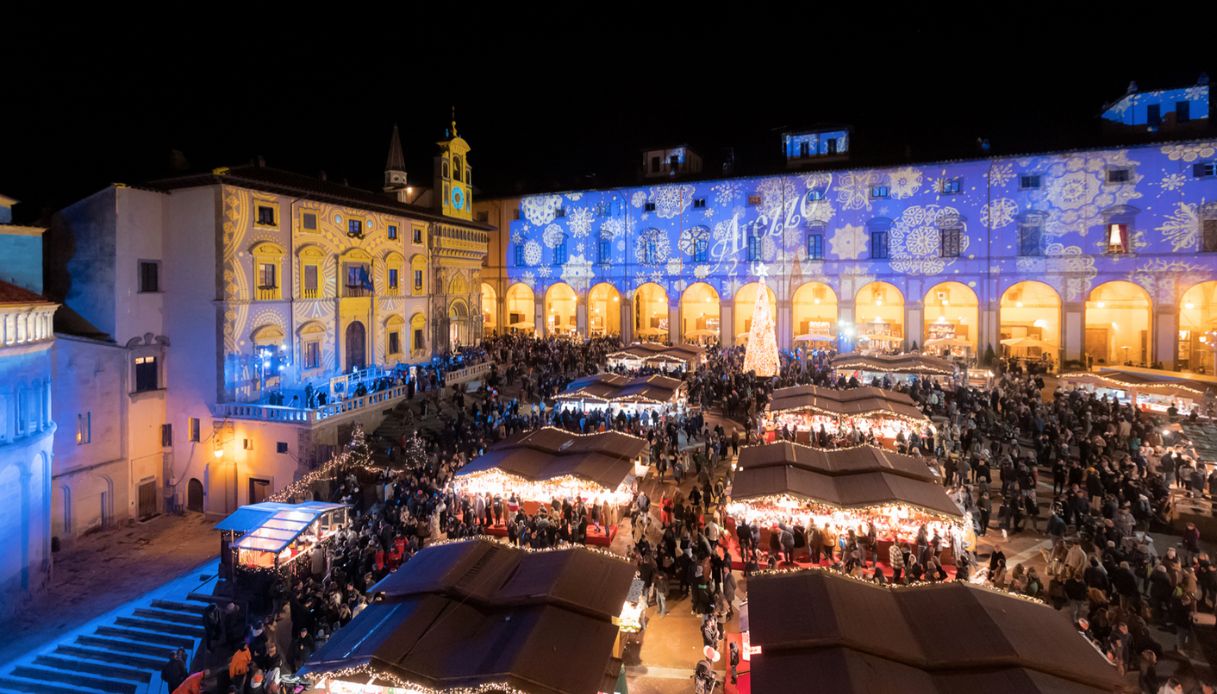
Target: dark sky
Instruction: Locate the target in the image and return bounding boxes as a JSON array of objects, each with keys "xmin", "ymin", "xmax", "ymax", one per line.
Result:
[{"xmin": 1, "ymin": 11, "xmax": 1211, "ymax": 223}]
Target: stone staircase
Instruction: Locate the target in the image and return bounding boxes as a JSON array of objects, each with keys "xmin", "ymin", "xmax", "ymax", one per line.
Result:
[{"xmin": 0, "ymin": 598, "xmax": 208, "ymax": 694}]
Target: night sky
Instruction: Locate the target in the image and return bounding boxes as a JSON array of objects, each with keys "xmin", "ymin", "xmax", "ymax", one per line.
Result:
[{"xmin": 1, "ymin": 12, "xmax": 1211, "ymax": 223}]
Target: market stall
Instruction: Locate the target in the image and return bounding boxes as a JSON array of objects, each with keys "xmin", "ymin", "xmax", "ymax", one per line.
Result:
[
  {"xmin": 226, "ymin": 501, "xmax": 349, "ymax": 572},
  {"xmin": 554, "ymin": 373, "xmax": 686, "ymax": 417},
  {"xmin": 725, "ymin": 441, "xmax": 969, "ymax": 561},
  {"xmin": 830, "ymin": 352, "xmax": 959, "ymax": 387},
  {"xmin": 299, "ymin": 538, "xmax": 636, "ymax": 694},
  {"xmin": 1058, "ymin": 369, "xmax": 1212, "ymax": 416},
  {"xmin": 762, "ymin": 385, "xmax": 934, "ymax": 448},
  {"xmin": 451, "ymin": 427, "xmax": 649, "ymax": 545},
  {"xmin": 745, "ymin": 569, "xmax": 1125, "ymax": 694},
  {"xmin": 606, "ymin": 341, "xmax": 704, "ymax": 373}
]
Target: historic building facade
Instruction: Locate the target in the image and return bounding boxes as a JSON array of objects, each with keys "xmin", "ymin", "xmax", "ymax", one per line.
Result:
[
  {"xmin": 479, "ymin": 134, "xmax": 1217, "ymax": 372},
  {"xmin": 46, "ymin": 122, "xmax": 489, "ymax": 522}
]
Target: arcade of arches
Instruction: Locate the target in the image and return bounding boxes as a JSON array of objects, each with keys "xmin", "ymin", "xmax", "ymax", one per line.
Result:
[
  {"xmin": 588, "ymin": 283, "xmax": 622, "ymax": 337},
  {"xmin": 1179, "ymin": 281, "xmax": 1217, "ymax": 372},
  {"xmin": 791, "ymin": 282, "xmax": 838, "ymax": 344},
  {"xmin": 1085, "ymin": 281, "xmax": 1152, "ymax": 366},
  {"xmin": 681, "ymin": 283, "xmax": 721, "ymax": 345},
  {"xmin": 854, "ymin": 282, "xmax": 904, "ymax": 350},
  {"xmin": 504, "ymin": 283, "xmax": 535, "ymax": 334},
  {"xmin": 1000, "ymin": 281, "xmax": 1061, "ymax": 360},
  {"xmin": 634, "ymin": 283, "xmax": 669, "ymax": 341},
  {"xmin": 481, "ymin": 283, "xmax": 497, "ymax": 334},
  {"xmin": 923, "ymin": 282, "xmax": 979, "ymax": 353},
  {"xmin": 733, "ymin": 282, "xmax": 777, "ymax": 343},
  {"xmin": 545, "ymin": 283, "xmax": 578, "ymax": 336}
]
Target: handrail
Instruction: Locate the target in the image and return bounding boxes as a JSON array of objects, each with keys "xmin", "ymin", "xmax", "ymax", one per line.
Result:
[{"xmin": 212, "ymin": 384, "xmax": 410, "ymax": 425}]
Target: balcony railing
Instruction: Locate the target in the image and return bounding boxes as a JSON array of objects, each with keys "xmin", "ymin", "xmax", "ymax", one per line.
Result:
[
  {"xmin": 256, "ymin": 286, "xmax": 280, "ymax": 301},
  {"xmin": 343, "ymin": 284, "xmax": 373, "ymax": 298},
  {"xmin": 300, "ymin": 286, "xmax": 320, "ymax": 299},
  {"xmin": 212, "ymin": 383, "xmax": 409, "ymax": 426}
]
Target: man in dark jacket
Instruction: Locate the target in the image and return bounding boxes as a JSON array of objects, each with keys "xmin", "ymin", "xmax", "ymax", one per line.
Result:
[{"xmin": 161, "ymin": 648, "xmax": 187, "ymax": 693}]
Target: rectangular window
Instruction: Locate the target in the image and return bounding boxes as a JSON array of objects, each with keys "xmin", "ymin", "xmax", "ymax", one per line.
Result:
[
  {"xmin": 303, "ymin": 265, "xmax": 318, "ymax": 297},
  {"xmin": 413, "ymin": 227, "xmax": 423, "ymax": 244},
  {"xmin": 645, "ymin": 202, "xmax": 656, "ymax": 212},
  {"xmin": 1177, "ymin": 101, "xmax": 1191, "ymax": 123},
  {"xmin": 243, "ymin": 438, "xmax": 253, "ymax": 451},
  {"xmin": 1194, "ymin": 162, "xmax": 1217, "ymax": 178},
  {"xmin": 870, "ymin": 185, "xmax": 889, "ymax": 199},
  {"xmin": 188, "ymin": 417, "xmax": 200, "ymax": 443},
  {"xmin": 1203, "ymin": 219, "xmax": 1217, "ymax": 253},
  {"xmin": 799, "ymin": 141, "xmax": 810, "ymax": 158},
  {"xmin": 1019, "ymin": 174, "xmax": 1041, "ymax": 190},
  {"xmin": 414, "ymin": 269, "xmax": 423, "ymax": 291},
  {"xmin": 514, "ymin": 244, "xmax": 525, "ymax": 266},
  {"xmin": 1107, "ymin": 223, "xmax": 1130, "ymax": 253},
  {"xmin": 277, "ymin": 441, "xmax": 289, "ymax": 454},
  {"xmin": 1018, "ymin": 223, "xmax": 1042, "ymax": 257},
  {"xmin": 941, "ymin": 178, "xmax": 962, "ymax": 195},
  {"xmin": 598, "ymin": 238, "xmax": 612, "ymax": 264},
  {"xmin": 389, "ymin": 332, "xmax": 401, "ymax": 355},
  {"xmin": 1107, "ymin": 168, "xmax": 1131, "ymax": 183},
  {"xmin": 249, "ymin": 478, "xmax": 271, "ymax": 504},
  {"xmin": 747, "ymin": 195, "xmax": 762, "ymax": 206},
  {"xmin": 693, "ymin": 198, "xmax": 706, "ymax": 209},
  {"xmin": 651, "ymin": 156, "xmax": 660, "ymax": 173},
  {"xmin": 161, "ymin": 423, "xmax": 172, "ymax": 447},
  {"xmin": 669, "ymin": 154, "xmax": 679, "ymax": 171},
  {"xmin": 348, "ymin": 219, "xmax": 363, "ymax": 237},
  {"xmin": 258, "ymin": 263, "xmax": 277, "ymax": 289},
  {"xmin": 555, "ymin": 207, "xmax": 566, "ymax": 218},
  {"xmin": 139, "ymin": 260, "xmax": 160, "ymax": 293},
  {"xmin": 256, "ymin": 205, "xmax": 276, "ymax": 226},
  {"xmin": 76, "ymin": 412, "xmax": 91, "ymax": 445},
  {"xmin": 413, "ymin": 328, "xmax": 424, "ymax": 352},
  {"xmin": 304, "ymin": 341, "xmax": 320, "ymax": 369},
  {"xmin": 807, "ymin": 190, "xmax": 824, "ymax": 201},
  {"xmin": 1147, "ymin": 103, "xmax": 1161, "ymax": 127},
  {"xmin": 694, "ymin": 237, "xmax": 709, "ymax": 263},
  {"xmin": 746, "ymin": 234, "xmax": 760, "ymax": 262},
  {"xmin": 871, "ymin": 231, "xmax": 889, "ymax": 259},
  {"xmin": 554, "ymin": 238, "xmax": 567, "ymax": 265},
  {"xmin": 134, "ymin": 355, "xmax": 158, "ymax": 392},
  {"xmin": 806, "ymin": 233, "xmax": 824, "ymax": 260},
  {"xmin": 826, "ymin": 138, "xmax": 838, "ymax": 154},
  {"xmin": 388, "ymin": 224, "xmax": 398, "ymax": 239},
  {"xmin": 940, "ymin": 228, "xmax": 961, "ymax": 257},
  {"xmin": 301, "ymin": 212, "xmax": 317, "ymax": 230},
  {"xmin": 388, "ymin": 268, "xmax": 399, "ymax": 289}
]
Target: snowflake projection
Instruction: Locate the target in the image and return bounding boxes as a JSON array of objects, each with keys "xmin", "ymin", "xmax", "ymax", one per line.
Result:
[
  {"xmin": 1044, "ymin": 242, "xmax": 1097, "ymax": 301},
  {"xmin": 1156, "ymin": 200, "xmax": 1202, "ymax": 252},
  {"xmin": 600, "ymin": 218, "xmax": 624, "ymax": 240},
  {"xmin": 802, "ymin": 172, "xmax": 833, "ymax": 191},
  {"xmin": 1015, "ymin": 255, "xmax": 1045, "ymax": 275},
  {"xmin": 1161, "ymin": 173, "xmax": 1188, "ymax": 192},
  {"xmin": 783, "ymin": 223, "xmax": 804, "ymax": 254},
  {"xmin": 521, "ymin": 194, "xmax": 563, "ymax": 226},
  {"xmin": 712, "ymin": 215, "xmax": 741, "ymax": 242},
  {"xmin": 518, "ymin": 271, "xmax": 537, "ymax": 289},
  {"xmin": 888, "ymin": 167, "xmax": 924, "ymax": 199},
  {"xmin": 631, "ymin": 191, "xmax": 648, "ymax": 208},
  {"xmin": 523, "ymin": 240, "xmax": 543, "ymax": 266},
  {"xmin": 839, "ymin": 264, "xmax": 876, "ymax": 298},
  {"xmin": 671, "ymin": 278, "xmax": 689, "ymax": 294},
  {"xmin": 632, "ymin": 271, "xmax": 648, "ymax": 288},
  {"xmin": 802, "ymin": 197, "xmax": 835, "ymax": 225},
  {"xmin": 761, "ymin": 236, "xmax": 778, "ymax": 262},
  {"xmin": 1162, "ymin": 143, "xmax": 1217, "ymax": 162},
  {"xmin": 537, "ymin": 265, "xmax": 552, "ymax": 278},
  {"xmin": 984, "ymin": 162, "xmax": 1016, "ymax": 188},
  {"xmin": 649, "ymin": 184, "xmax": 696, "ymax": 219},
  {"xmin": 835, "ymin": 170, "xmax": 880, "ymax": 211},
  {"xmin": 979, "ymin": 198, "xmax": 1018, "ymax": 229},
  {"xmin": 560, "ymin": 254, "xmax": 595, "ymax": 293},
  {"xmin": 648, "ymin": 269, "xmax": 665, "ymax": 284},
  {"xmin": 829, "ymin": 224, "xmax": 868, "ymax": 260},
  {"xmin": 616, "ymin": 240, "xmax": 626, "ymax": 252},
  {"xmin": 756, "ymin": 177, "xmax": 799, "ymax": 218},
  {"xmin": 723, "ymin": 277, "xmax": 744, "ymax": 299},
  {"xmin": 712, "ymin": 181, "xmax": 743, "ymax": 207},
  {"xmin": 566, "ymin": 207, "xmax": 595, "ymax": 238},
  {"xmin": 634, "ymin": 231, "xmax": 671, "ymax": 265},
  {"xmin": 575, "ymin": 242, "xmax": 585, "ymax": 255},
  {"xmin": 1128, "ymin": 259, "xmax": 1210, "ymax": 304},
  {"xmin": 566, "ymin": 192, "xmax": 583, "ymax": 201},
  {"xmin": 1038, "ymin": 151, "xmax": 1142, "ymax": 237},
  {"xmin": 678, "ymin": 227, "xmax": 710, "ymax": 255},
  {"xmin": 666, "ymin": 258, "xmax": 684, "ymax": 277},
  {"xmin": 889, "ymin": 205, "xmax": 970, "ymax": 275},
  {"xmin": 542, "ymin": 223, "xmax": 566, "ymax": 249},
  {"xmin": 704, "ymin": 208, "xmax": 716, "ymax": 219},
  {"xmin": 694, "ymin": 264, "xmax": 711, "ymax": 280},
  {"xmin": 511, "ymin": 231, "xmax": 523, "ymax": 245}
]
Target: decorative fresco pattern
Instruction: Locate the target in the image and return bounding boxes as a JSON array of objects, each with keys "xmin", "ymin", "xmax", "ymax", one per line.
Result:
[{"xmin": 507, "ymin": 140, "xmax": 1217, "ymax": 306}]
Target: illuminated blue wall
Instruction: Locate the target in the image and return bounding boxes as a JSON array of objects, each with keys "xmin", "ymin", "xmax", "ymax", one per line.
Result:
[{"xmin": 1102, "ymin": 86, "xmax": 1210, "ymax": 127}]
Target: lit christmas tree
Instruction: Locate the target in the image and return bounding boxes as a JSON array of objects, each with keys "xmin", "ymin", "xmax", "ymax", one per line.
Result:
[{"xmin": 742, "ymin": 264, "xmax": 779, "ymax": 377}]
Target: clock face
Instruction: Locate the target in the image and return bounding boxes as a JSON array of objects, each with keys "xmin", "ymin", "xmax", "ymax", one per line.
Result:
[{"xmin": 451, "ymin": 186, "xmax": 465, "ymax": 210}]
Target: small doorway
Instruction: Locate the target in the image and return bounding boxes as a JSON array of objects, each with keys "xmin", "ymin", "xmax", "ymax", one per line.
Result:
[
  {"xmin": 187, "ymin": 478, "xmax": 204, "ymax": 512},
  {"xmin": 248, "ymin": 477, "xmax": 272, "ymax": 505},
  {"xmin": 345, "ymin": 321, "xmax": 367, "ymax": 372},
  {"xmin": 138, "ymin": 480, "xmax": 158, "ymax": 520}
]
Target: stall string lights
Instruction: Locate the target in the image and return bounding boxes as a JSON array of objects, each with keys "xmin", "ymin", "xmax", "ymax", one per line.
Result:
[
  {"xmin": 1058, "ymin": 373, "xmax": 1206, "ymax": 396},
  {"xmin": 313, "ymin": 665, "xmax": 527, "ymax": 694},
  {"xmin": 268, "ymin": 426, "xmax": 418, "ymax": 503},
  {"xmin": 749, "ymin": 564, "xmax": 1048, "ymax": 606},
  {"xmin": 425, "ymin": 534, "xmax": 631, "ymax": 564},
  {"xmin": 451, "ymin": 469, "xmax": 634, "ymax": 506}
]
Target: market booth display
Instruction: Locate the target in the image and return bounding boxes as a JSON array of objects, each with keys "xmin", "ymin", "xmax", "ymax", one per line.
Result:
[
  {"xmin": 1059, "ymin": 367, "xmax": 1214, "ymax": 416},
  {"xmin": 216, "ymin": 501, "xmax": 349, "ymax": 574},
  {"xmin": 555, "ymin": 373, "xmax": 685, "ymax": 417},
  {"xmin": 725, "ymin": 442, "xmax": 969, "ymax": 564},
  {"xmin": 745, "ymin": 569, "xmax": 1126, "ymax": 694},
  {"xmin": 830, "ymin": 352, "xmax": 959, "ymax": 387},
  {"xmin": 762, "ymin": 384, "xmax": 933, "ymax": 448},
  {"xmin": 452, "ymin": 427, "xmax": 649, "ymax": 546},
  {"xmin": 605, "ymin": 341, "xmax": 704, "ymax": 373},
  {"xmin": 299, "ymin": 538, "xmax": 636, "ymax": 694}
]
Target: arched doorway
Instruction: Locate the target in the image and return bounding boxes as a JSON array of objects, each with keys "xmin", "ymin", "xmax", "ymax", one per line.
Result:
[
  {"xmin": 923, "ymin": 282, "xmax": 979, "ymax": 355},
  {"xmin": 680, "ymin": 282, "xmax": 721, "ymax": 345},
  {"xmin": 588, "ymin": 283, "xmax": 622, "ymax": 337},
  {"xmin": 1179, "ymin": 281, "xmax": 1217, "ymax": 372},
  {"xmin": 187, "ymin": 478, "xmax": 204, "ymax": 513},
  {"xmin": 449, "ymin": 299, "xmax": 469, "ymax": 348},
  {"xmin": 505, "ymin": 283, "xmax": 536, "ymax": 334},
  {"xmin": 545, "ymin": 283, "xmax": 578, "ymax": 336},
  {"xmin": 792, "ymin": 282, "xmax": 838, "ymax": 346},
  {"xmin": 344, "ymin": 321, "xmax": 366, "ymax": 372},
  {"xmin": 734, "ymin": 282, "xmax": 777, "ymax": 344},
  {"xmin": 1000, "ymin": 281, "xmax": 1061, "ymax": 364},
  {"xmin": 854, "ymin": 282, "xmax": 905, "ymax": 351},
  {"xmin": 481, "ymin": 283, "xmax": 498, "ymax": 335},
  {"xmin": 634, "ymin": 283, "xmax": 670, "ymax": 342},
  {"xmin": 1085, "ymin": 281, "xmax": 1152, "ymax": 366}
]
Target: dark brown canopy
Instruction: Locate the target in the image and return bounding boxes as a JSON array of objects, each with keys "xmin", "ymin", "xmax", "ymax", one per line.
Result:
[
  {"xmin": 831, "ymin": 352, "xmax": 958, "ymax": 376},
  {"xmin": 557, "ymin": 373, "xmax": 684, "ymax": 404},
  {"xmin": 1061, "ymin": 369, "xmax": 1210, "ymax": 399},
  {"xmin": 767, "ymin": 384, "xmax": 928, "ymax": 421},
  {"xmin": 731, "ymin": 442, "xmax": 960, "ymax": 518},
  {"xmin": 456, "ymin": 427, "xmax": 648, "ymax": 490},
  {"xmin": 301, "ymin": 539, "xmax": 636, "ymax": 694},
  {"xmin": 748, "ymin": 570, "xmax": 1126, "ymax": 694},
  {"xmin": 607, "ymin": 341, "xmax": 704, "ymax": 363}
]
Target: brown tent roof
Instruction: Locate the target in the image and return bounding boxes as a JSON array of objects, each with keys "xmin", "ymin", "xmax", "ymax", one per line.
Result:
[
  {"xmin": 748, "ymin": 570, "xmax": 1126, "ymax": 694},
  {"xmin": 302, "ymin": 539, "xmax": 636, "ymax": 694},
  {"xmin": 556, "ymin": 373, "xmax": 684, "ymax": 404},
  {"xmin": 768, "ymin": 384, "xmax": 928, "ymax": 421},
  {"xmin": 831, "ymin": 352, "xmax": 958, "ymax": 376},
  {"xmin": 455, "ymin": 426, "xmax": 648, "ymax": 490},
  {"xmin": 607, "ymin": 341, "xmax": 704, "ymax": 361},
  {"xmin": 731, "ymin": 443, "xmax": 959, "ymax": 518},
  {"xmin": 1061, "ymin": 370, "xmax": 1210, "ymax": 398}
]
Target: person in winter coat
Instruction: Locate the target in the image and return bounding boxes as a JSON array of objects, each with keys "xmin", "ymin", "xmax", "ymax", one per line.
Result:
[{"xmin": 161, "ymin": 648, "xmax": 188, "ymax": 693}]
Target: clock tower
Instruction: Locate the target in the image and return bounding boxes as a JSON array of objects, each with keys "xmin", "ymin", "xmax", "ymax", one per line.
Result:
[{"xmin": 435, "ymin": 108, "xmax": 472, "ymax": 221}]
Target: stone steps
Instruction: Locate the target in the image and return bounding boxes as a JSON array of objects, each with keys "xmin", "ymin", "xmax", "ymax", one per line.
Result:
[
  {"xmin": 0, "ymin": 674, "xmax": 107, "ymax": 694},
  {"xmin": 33, "ymin": 655, "xmax": 148, "ymax": 684},
  {"xmin": 9, "ymin": 666, "xmax": 135, "ymax": 694},
  {"xmin": 54, "ymin": 644, "xmax": 165, "ymax": 672},
  {"xmin": 132, "ymin": 606, "xmax": 202, "ymax": 625},
  {"xmin": 75, "ymin": 635, "xmax": 174, "ymax": 660},
  {"xmin": 113, "ymin": 615, "xmax": 205, "ymax": 639},
  {"xmin": 95, "ymin": 625, "xmax": 194, "ymax": 649}
]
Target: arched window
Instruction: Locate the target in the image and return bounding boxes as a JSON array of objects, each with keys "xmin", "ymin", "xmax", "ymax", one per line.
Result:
[{"xmin": 251, "ymin": 242, "xmax": 286, "ymax": 300}]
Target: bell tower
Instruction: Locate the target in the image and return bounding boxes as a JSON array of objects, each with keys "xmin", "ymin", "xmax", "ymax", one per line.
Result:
[
  {"xmin": 435, "ymin": 107, "xmax": 472, "ymax": 221},
  {"xmin": 384, "ymin": 124, "xmax": 409, "ymax": 202}
]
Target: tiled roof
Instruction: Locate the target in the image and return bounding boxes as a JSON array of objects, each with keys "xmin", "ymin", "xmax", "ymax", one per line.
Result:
[{"xmin": 0, "ymin": 279, "xmax": 52, "ymax": 306}]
